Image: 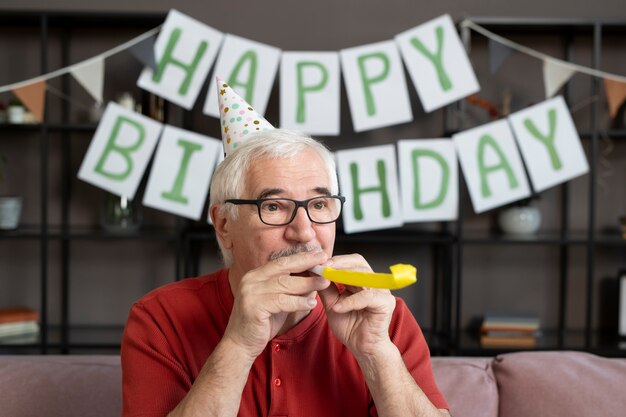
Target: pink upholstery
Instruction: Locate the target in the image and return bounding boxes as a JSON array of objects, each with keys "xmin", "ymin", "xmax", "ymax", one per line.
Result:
[
  {"xmin": 0, "ymin": 355, "xmax": 121, "ymax": 417},
  {"xmin": 0, "ymin": 352, "xmax": 625, "ymax": 417},
  {"xmin": 493, "ymin": 351, "xmax": 626, "ymax": 417},
  {"xmin": 432, "ymin": 356, "xmax": 498, "ymax": 417}
]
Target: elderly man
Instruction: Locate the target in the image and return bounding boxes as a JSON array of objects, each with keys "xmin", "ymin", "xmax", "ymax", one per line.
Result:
[
  {"xmin": 121, "ymin": 79, "xmax": 448, "ymax": 417},
  {"xmin": 121, "ymin": 129, "xmax": 448, "ymax": 417}
]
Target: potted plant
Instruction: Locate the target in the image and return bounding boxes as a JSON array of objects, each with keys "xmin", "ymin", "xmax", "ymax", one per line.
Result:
[
  {"xmin": 7, "ymin": 98, "xmax": 25, "ymax": 124},
  {"xmin": 0, "ymin": 153, "xmax": 23, "ymax": 230},
  {"xmin": 497, "ymin": 196, "xmax": 542, "ymax": 236}
]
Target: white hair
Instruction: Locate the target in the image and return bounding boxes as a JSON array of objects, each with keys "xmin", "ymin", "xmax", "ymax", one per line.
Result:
[{"xmin": 209, "ymin": 129, "xmax": 338, "ymax": 265}]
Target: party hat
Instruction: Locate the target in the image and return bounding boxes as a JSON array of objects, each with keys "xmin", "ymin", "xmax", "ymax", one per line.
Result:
[{"xmin": 216, "ymin": 76, "xmax": 274, "ymax": 155}]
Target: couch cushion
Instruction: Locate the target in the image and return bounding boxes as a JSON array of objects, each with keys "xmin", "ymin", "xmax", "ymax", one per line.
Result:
[
  {"xmin": 493, "ymin": 351, "xmax": 626, "ymax": 417},
  {"xmin": 0, "ymin": 355, "xmax": 121, "ymax": 417},
  {"xmin": 432, "ymin": 357, "xmax": 498, "ymax": 417}
]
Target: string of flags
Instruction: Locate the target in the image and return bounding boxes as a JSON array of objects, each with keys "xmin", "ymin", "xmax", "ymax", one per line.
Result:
[
  {"xmin": 462, "ymin": 20, "xmax": 626, "ymax": 116},
  {"xmin": 2, "ymin": 10, "xmax": 626, "ymax": 233},
  {"xmin": 0, "ymin": 26, "xmax": 161, "ymax": 120}
]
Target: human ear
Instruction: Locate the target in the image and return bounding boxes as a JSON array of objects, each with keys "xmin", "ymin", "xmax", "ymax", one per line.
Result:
[{"xmin": 210, "ymin": 205, "xmax": 233, "ymax": 249}]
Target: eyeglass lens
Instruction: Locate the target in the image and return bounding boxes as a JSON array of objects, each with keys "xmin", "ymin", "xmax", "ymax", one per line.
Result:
[{"xmin": 259, "ymin": 197, "xmax": 342, "ymax": 225}]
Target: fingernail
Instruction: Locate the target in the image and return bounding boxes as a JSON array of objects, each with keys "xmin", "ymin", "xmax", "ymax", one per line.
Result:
[
  {"xmin": 321, "ymin": 258, "xmax": 334, "ymax": 267},
  {"xmin": 307, "ymin": 298, "xmax": 317, "ymax": 307}
]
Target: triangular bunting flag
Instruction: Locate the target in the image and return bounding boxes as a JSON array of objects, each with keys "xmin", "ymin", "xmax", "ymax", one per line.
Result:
[
  {"xmin": 603, "ymin": 78, "xmax": 626, "ymax": 119},
  {"xmin": 129, "ymin": 34, "xmax": 158, "ymax": 71},
  {"xmin": 489, "ymin": 39, "xmax": 513, "ymax": 75},
  {"xmin": 12, "ymin": 80, "xmax": 46, "ymax": 122},
  {"xmin": 543, "ymin": 59, "xmax": 577, "ymax": 98},
  {"xmin": 70, "ymin": 57, "xmax": 105, "ymax": 104}
]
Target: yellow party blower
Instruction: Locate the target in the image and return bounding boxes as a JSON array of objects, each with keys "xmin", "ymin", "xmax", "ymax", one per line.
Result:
[{"xmin": 309, "ymin": 264, "xmax": 418, "ymax": 290}]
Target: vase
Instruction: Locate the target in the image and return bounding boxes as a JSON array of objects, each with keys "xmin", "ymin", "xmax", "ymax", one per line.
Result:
[
  {"xmin": 0, "ymin": 196, "xmax": 23, "ymax": 230},
  {"xmin": 100, "ymin": 193, "xmax": 141, "ymax": 234},
  {"xmin": 8, "ymin": 106, "xmax": 25, "ymax": 124},
  {"xmin": 498, "ymin": 206, "xmax": 542, "ymax": 235}
]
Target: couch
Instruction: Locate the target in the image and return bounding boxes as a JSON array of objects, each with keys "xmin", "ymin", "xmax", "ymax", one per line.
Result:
[{"xmin": 0, "ymin": 351, "xmax": 625, "ymax": 417}]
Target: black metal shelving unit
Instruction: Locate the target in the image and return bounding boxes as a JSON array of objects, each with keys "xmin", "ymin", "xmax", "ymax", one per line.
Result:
[
  {"xmin": 1, "ymin": 13, "xmax": 625, "ymax": 356},
  {"xmin": 450, "ymin": 17, "xmax": 626, "ymax": 357},
  {"xmin": 0, "ymin": 11, "xmax": 171, "ymax": 354}
]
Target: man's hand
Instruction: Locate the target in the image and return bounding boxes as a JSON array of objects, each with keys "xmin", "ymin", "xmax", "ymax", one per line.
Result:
[
  {"xmin": 222, "ymin": 250, "xmax": 331, "ymax": 360},
  {"xmin": 317, "ymin": 254, "xmax": 397, "ymax": 359}
]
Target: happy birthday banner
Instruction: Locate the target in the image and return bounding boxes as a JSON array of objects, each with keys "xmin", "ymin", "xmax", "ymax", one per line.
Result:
[{"xmin": 3, "ymin": 10, "xmax": 624, "ymax": 233}]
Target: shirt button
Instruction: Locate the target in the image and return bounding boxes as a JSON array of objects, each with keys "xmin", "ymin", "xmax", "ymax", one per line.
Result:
[
  {"xmin": 273, "ymin": 344, "xmax": 281, "ymax": 352},
  {"xmin": 274, "ymin": 378, "xmax": 282, "ymax": 387}
]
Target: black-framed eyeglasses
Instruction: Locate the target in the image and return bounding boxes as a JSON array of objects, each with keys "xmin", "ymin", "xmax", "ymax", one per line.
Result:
[{"xmin": 225, "ymin": 195, "xmax": 346, "ymax": 226}]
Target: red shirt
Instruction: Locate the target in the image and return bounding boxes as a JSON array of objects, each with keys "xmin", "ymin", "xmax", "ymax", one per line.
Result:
[{"xmin": 121, "ymin": 269, "xmax": 448, "ymax": 417}]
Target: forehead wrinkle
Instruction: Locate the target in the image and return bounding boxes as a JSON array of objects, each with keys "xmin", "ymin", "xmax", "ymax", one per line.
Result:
[{"xmin": 245, "ymin": 151, "xmax": 331, "ymax": 199}]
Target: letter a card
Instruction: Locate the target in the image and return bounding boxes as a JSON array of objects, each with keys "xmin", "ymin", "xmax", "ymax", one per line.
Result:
[{"xmin": 453, "ymin": 119, "xmax": 530, "ymax": 213}]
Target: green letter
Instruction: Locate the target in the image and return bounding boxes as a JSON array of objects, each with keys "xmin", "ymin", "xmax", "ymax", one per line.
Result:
[
  {"xmin": 357, "ymin": 52, "xmax": 390, "ymax": 116},
  {"xmin": 296, "ymin": 61, "xmax": 328, "ymax": 123},
  {"xmin": 228, "ymin": 50, "xmax": 258, "ymax": 104},
  {"xmin": 411, "ymin": 149, "xmax": 449, "ymax": 209},
  {"xmin": 410, "ymin": 26, "xmax": 452, "ymax": 91},
  {"xmin": 94, "ymin": 116, "xmax": 145, "ymax": 181},
  {"xmin": 161, "ymin": 139, "xmax": 203, "ymax": 204},
  {"xmin": 350, "ymin": 160, "xmax": 391, "ymax": 220},
  {"xmin": 152, "ymin": 27, "xmax": 208, "ymax": 96},
  {"xmin": 523, "ymin": 108, "xmax": 562, "ymax": 170},
  {"xmin": 477, "ymin": 134, "xmax": 519, "ymax": 198}
]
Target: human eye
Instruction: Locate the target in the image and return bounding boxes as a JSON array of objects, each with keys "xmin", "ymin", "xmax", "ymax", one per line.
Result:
[
  {"xmin": 260, "ymin": 199, "xmax": 289, "ymax": 213},
  {"xmin": 309, "ymin": 197, "xmax": 329, "ymax": 211}
]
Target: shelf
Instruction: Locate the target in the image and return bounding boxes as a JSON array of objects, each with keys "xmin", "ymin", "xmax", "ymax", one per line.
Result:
[
  {"xmin": 0, "ymin": 10, "xmax": 165, "ymax": 28},
  {"xmin": 0, "ymin": 325, "xmax": 124, "ymax": 352},
  {"xmin": 580, "ymin": 130, "xmax": 626, "ymax": 139},
  {"xmin": 5, "ymin": 225, "xmax": 618, "ymax": 246},
  {"xmin": 0, "ymin": 225, "xmax": 178, "ymax": 241},
  {"xmin": 0, "ymin": 123, "xmax": 98, "ymax": 132},
  {"xmin": 456, "ymin": 330, "xmax": 626, "ymax": 357},
  {"xmin": 0, "ymin": 225, "xmax": 44, "ymax": 239},
  {"xmin": 460, "ymin": 231, "xmax": 588, "ymax": 245},
  {"xmin": 66, "ymin": 225, "xmax": 178, "ymax": 241},
  {"xmin": 183, "ymin": 226, "xmax": 455, "ymax": 245},
  {"xmin": 336, "ymin": 229, "xmax": 454, "ymax": 244}
]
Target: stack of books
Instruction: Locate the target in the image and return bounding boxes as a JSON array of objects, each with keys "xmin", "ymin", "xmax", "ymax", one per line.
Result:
[
  {"xmin": 480, "ymin": 312, "xmax": 540, "ymax": 348},
  {"xmin": 0, "ymin": 307, "xmax": 40, "ymax": 344}
]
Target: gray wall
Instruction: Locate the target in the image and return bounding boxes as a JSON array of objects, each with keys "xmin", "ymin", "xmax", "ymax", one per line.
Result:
[{"xmin": 0, "ymin": 0, "xmax": 625, "ymax": 339}]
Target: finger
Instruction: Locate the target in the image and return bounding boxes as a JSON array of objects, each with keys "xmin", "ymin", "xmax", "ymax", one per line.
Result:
[
  {"xmin": 271, "ymin": 273, "xmax": 330, "ymax": 295},
  {"xmin": 332, "ymin": 289, "xmax": 393, "ymax": 313},
  {"xmin": 318, "ymin": 283, "xmax": 341, "ymax": 309},
  {"xmin": 323, "ymin": 254, "xmax": 372, "ymax": 273},
  {"xmin": 261, "ymin": 292, "xmax": 319, "ymax": 314},
  {"xmin": 267, "ymin": 250, "xmax": 329, "ymax": 275}
]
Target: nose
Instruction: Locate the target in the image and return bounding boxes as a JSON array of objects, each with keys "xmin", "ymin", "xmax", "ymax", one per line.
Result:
[{"xmin": 284, "ymin": 205, "xmax": 316, "ymax": 243}]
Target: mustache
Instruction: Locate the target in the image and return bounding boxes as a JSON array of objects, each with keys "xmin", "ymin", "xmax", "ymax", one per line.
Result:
[{"xmin": 270, "ymin": 244, "xmax": 322, "ymax": 260}]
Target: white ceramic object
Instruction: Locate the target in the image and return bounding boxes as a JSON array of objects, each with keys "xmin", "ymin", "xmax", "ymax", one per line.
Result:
[
  {"xmin": 8, "ymin": 105, "xmax": 25, "ymax": 124},
  {"xmin": 0, "ymin": 196, "xmax": 23, "ymax": 230},
  {"xmin": 498, "ymin": 206, "xmax": 542, "ymax": 235}
]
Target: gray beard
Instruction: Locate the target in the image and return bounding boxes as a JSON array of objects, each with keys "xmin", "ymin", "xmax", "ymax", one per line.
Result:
[{"xmin": 269, "ymin": 243, "xmax": 322, "ymax": 260}]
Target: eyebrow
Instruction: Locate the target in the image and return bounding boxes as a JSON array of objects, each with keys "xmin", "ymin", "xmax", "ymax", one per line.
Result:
[
  {"xmin": 256, "ymin": 187, "xmax": 332, "ymax": 199},
  {"xmin": 257, "ymin": 188, "xmax": 283, "ymax": 199}
]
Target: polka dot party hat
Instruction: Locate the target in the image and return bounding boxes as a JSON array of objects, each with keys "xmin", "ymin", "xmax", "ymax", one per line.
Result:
[{"xmin": 216, "ymin": 76, "xmax": 274, "ymax": 156}]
